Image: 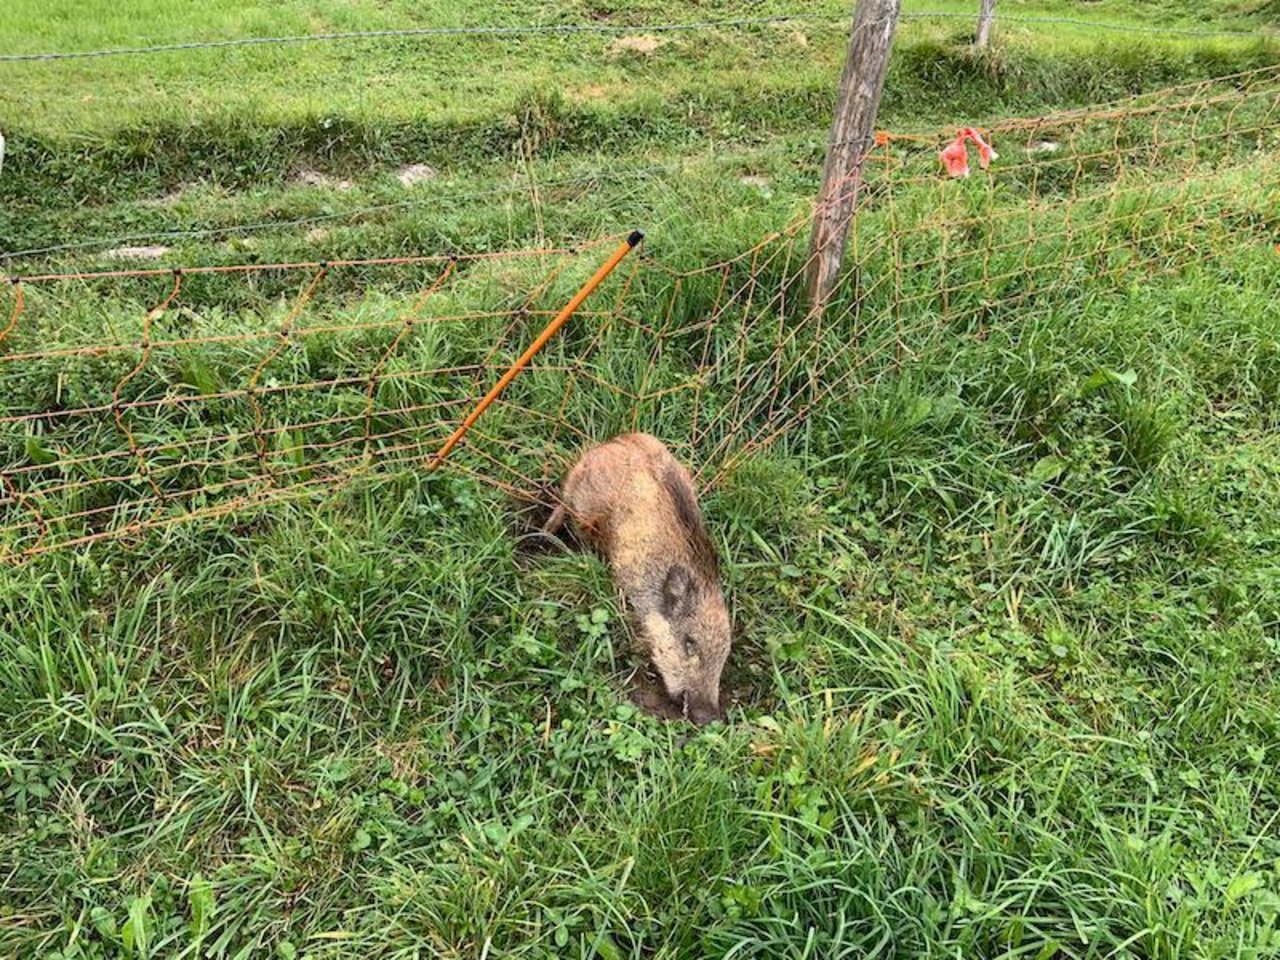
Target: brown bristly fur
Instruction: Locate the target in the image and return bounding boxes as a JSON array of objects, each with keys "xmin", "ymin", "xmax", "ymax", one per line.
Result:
[{"xmin": 544, "ymin": 432, "xmax": 732, "ymax": 724}]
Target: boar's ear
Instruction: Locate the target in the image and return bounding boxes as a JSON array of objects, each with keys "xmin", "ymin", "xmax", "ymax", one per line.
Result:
[{"xmin": 662, "ymin": 564, "xmax": 694, "ymax": 616}]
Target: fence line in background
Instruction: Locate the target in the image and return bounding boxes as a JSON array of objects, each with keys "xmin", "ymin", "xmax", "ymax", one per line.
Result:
[
  {"xmin": 0, "ymin": 11, "xmax": 1268, "ymax": 63},
  {"xmin": 1, "ymin": 165, "xmax": 676, "ymax": 263},
  {"xmin": 13, "ymin": 58, "xmax": 1280, "ymax": 267},
  {"xmin": 0, "ymin": 15, "xmax": 849, "ymax": 62}
]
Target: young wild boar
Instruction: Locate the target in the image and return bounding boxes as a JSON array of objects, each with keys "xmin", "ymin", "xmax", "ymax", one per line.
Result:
[{"xmin": 543, "ymin": 433, "xmax": 731, "ymax": 724}]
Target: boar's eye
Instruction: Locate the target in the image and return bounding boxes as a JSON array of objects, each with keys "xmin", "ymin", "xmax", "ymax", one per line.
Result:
[{"xmin": 683, "ymin": 636, "xmax": 698, "ymax": 657}]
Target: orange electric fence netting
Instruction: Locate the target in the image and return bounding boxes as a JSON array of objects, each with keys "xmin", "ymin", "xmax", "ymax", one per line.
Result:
[{"xmin": 3, "ymin": 65, "xmax": 1278, "ymax": 560}]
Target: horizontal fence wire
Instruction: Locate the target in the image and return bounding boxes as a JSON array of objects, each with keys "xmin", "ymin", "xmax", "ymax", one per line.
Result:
[
  {"xmin": 9, "ymin": 68, "xmax": 1278, "ymax": 266},
  {"xmin": 8, "ymin": 245, "xmax": 592, "ymax": 283},
  {"xmin": 0, "ymin": 11, "xmax": 1269, "ymax": 62},
  {"xmin": 0, "ymin": 166, "xmax": 677, "ymax": 263},
  {"xmin": 3, "ymin": 65, "xmax": 1278, "ymax": 560}
]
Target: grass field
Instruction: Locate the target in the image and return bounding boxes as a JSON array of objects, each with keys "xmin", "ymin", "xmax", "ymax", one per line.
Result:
[{"xmin": 3, "ymin": 1, "xmax": 1280, "ymax": 958}]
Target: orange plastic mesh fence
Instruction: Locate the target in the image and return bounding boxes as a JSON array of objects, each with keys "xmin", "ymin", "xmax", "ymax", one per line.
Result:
[{"xmin": 3, "ymin": 66, "xmax": 1278, "ymax": 559}]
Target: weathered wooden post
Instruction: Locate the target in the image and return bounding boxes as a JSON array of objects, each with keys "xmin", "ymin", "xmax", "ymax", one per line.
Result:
[
  {"xmin": 976, "ymin": 0, "xmax": 997, "ymax": 48},
  {"xmin": 804, "ymin": 0, "xmax": 901, "ymax": 315}
]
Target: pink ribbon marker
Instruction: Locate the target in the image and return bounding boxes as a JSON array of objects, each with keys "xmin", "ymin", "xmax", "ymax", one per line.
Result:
[{"xmin": 940, "ymin": 127, "xmax": 999, "ymax": 178}]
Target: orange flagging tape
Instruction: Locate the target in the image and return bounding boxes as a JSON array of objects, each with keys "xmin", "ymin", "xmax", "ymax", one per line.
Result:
[{"xmin": 427, "ymin": 230, "xmax": 644, "ymax": 470}]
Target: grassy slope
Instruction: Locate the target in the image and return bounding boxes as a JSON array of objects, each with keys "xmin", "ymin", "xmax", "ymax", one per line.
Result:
[
  {"xmin": 3, "ymin": 0, "xmax": 1280, "ymax": 259},
  {"xmin": 2, "ymin": 2, "xmax": 1280, "ymax": 959},
  {"xmin": 3, "ymin": 0, "xmax": 1271, "ymax": 124}
]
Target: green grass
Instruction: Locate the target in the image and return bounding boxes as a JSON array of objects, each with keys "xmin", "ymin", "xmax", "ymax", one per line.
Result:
[
  {"xmin": 3, "ymin": 2, "xmax": 1280, "ymax": 958},
  {"xmin": 3, "ymin": 0, "xmax": 1280, "ymax": 260},
  {"xmin": 0, "ymin": 0, "xmax": 1269, "ymax": 132}
]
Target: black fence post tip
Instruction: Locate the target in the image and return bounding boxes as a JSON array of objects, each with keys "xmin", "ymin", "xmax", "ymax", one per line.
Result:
[{"xmin": 627, "ymin": 230, "xmax": 645, "ymax": 247}]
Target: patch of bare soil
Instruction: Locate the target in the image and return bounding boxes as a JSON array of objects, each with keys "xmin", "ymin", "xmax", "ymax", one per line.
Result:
[
  {"xmin": 605, "ymin": 35, "xmax": 665, "ymax": 57},
  {"xmin": 627, "ymin": 657, "xmax": 760, "ymax": 725},
  {"xmin": 628, "ymin": 665, "xmax": 688, "ymax": 721}
]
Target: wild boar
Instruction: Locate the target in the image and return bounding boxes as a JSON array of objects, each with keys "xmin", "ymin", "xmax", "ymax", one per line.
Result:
[{"xmin": 543, "ymin": 433, "xmax": 731, "ymax": 724}]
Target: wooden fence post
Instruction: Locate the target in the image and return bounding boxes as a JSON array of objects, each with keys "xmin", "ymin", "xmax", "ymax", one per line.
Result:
[
  {"xmin": 976, "ymin": 0, "xmax": 996, "ymax": 48},
  {"xmin": 804, "ymin": 0, "xmax": 901, "ymax": 315}
]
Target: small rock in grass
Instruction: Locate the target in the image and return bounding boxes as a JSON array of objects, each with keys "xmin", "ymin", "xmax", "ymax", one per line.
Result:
[
  {"xmin": 396, "ymin": 163, "xmax": 437, "ymax": 187},
  {"xmin": 103, "ymin": 245, "xmax": 170, "ymax": 261},
  {"xmin": 294, "ymin": 169, "xmax": 354, "ymax": 190}
]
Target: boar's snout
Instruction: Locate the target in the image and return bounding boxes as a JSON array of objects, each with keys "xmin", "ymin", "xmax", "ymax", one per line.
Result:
[{"xmin": 683, "ymin": 693, "xmax": 723, "ymax": 726}]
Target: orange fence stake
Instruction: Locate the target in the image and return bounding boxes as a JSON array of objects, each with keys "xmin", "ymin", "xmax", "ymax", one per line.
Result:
[{"xmin": 427, "ymin": 230, "xmax": 643, "ymax": 470}]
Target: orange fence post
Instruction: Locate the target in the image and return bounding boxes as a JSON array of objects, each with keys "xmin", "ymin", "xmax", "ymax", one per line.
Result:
[{"xmin": 427, "ymin": 230, "xmax": 644, "ymax": 470}]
